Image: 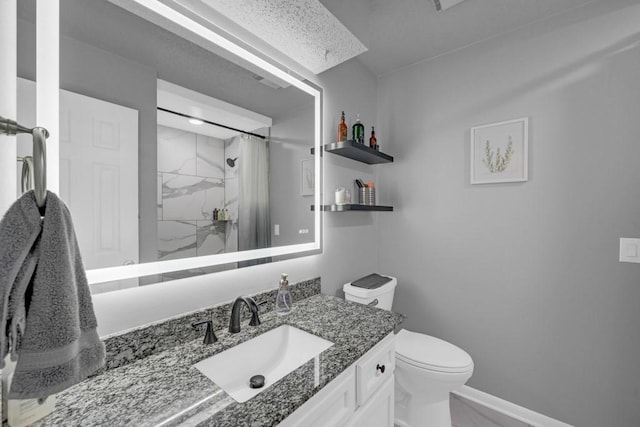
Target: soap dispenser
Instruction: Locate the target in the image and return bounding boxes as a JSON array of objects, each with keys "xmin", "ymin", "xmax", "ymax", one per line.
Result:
[{"xmin": 276, "ymin": 273, "xmax": 292, "ymax": 315}]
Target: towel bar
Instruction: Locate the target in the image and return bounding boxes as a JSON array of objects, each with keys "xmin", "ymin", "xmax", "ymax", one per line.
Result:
[{"xmin": 1, "ymin": 116, "xmax": 49, "ymax": 209}]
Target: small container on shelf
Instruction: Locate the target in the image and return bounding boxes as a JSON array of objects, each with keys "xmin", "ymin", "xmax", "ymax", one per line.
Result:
[
  {"xmin": 212, "ymin": 208, "xmax": 231, "ymax": 222},
  {"xmin": 358, "ymin": 184, "xmax": 376, "ymax": 206}
]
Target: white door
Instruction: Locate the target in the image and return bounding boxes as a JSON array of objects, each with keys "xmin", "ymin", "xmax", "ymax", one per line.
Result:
[
  {"xmin": 17, "ymin": 79, "xmax": 139, "ymax": 292},
  {"xmin": 58, "ymin": 89, "xmax": 139, "ymax": 278}
]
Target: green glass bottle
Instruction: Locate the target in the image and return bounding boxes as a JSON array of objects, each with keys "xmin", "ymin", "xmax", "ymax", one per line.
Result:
[{"xmin": 352, "ymin": 114, "xmax": 364, "ymax": 144}]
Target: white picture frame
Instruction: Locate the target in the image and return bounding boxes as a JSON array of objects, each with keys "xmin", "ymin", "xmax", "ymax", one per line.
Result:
[
  {"xmin": 300, "ymin": 158, "xmax": 315, "ymax": 196},
  {"xmin": 470, "ymin": 117, "xmax": 529, "ymax": 184}
]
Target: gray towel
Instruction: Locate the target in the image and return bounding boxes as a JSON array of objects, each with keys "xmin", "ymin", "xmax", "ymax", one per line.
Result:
[{"xmin": 0, "ymin": 190, "xmax": 105, "ymax": 399}]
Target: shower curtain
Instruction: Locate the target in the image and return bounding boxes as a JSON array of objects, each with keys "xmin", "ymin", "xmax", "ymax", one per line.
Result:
[{"xmin": 237, "ymin": 135, "xmax": 271, "ymax": 264}]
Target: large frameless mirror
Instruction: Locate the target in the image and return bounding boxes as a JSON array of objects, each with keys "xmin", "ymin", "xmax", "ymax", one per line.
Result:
[{"xmin": 14, "ymin": 0, "xmax": 322, "ymax": 293}]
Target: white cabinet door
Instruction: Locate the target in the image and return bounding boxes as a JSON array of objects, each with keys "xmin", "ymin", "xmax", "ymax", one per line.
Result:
[
  {"xmin": 278, "ymin": 366, "xmax": 356, "ymax": 427},
  {"xmin": 280, "ymin": 333, "xmax": 396, "ymax": 427},
  {"xmin": 356, "ymin": 333, "xmax": 395, "ymax": 405},
  {"xmin": 346, "ymin": 376, "xmax": 395, "ymax": 427}
]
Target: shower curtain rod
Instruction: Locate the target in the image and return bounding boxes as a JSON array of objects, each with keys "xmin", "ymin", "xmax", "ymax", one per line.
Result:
[
  {"xmin": 157, "ymin": 107, "xmax": 266, "ymax": 139},
  {"xmin": 0, "ymin": 116, "xmax": 48, "ymax": 209}
]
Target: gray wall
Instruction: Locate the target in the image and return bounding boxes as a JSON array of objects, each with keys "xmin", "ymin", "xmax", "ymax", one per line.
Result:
[
  {"xmin": 270, "ymin": 100, "xmax": 315, "ymax": 248},
  {"xmin": 376, "ymin": 2, "xmax": 640, "ymax": 426}
]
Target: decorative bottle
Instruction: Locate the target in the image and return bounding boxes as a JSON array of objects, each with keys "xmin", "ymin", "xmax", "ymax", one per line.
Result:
[
  {"xmin": 275, "ymin": 273, "xmax": 292, "ymax": 315},
  {"xmin": 369, "ymin": 127, "xmax": 377, "ymax": 150},
  {"xmin": 338, "ymin": 111, "xmax": 348, "ymax": 142},
  {"xmin": 352, "ymin": 114, "xmax": 364, "ymax": 144}
]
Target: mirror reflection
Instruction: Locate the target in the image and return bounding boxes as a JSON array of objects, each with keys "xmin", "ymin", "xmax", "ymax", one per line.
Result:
[{"xmin": 16, "ymin": 0, "xmax": 317, "ymax": 293}]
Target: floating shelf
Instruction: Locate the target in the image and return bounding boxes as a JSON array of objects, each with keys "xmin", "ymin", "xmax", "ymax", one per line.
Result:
[
  {"xmin": 311, "ymin": 204, "xmax": 394, "ymax": 212},
  {"xmin": 311, "ymin": 140, "xmax": 393, "ymax": 164}
]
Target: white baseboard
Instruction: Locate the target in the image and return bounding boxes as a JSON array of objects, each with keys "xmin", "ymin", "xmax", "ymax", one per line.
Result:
[{"xmin": 452, "ymin": 385, "xmax": 573, "ymax": 427}]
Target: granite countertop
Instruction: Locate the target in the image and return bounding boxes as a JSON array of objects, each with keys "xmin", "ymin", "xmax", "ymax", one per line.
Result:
[{"xmin": 35, "ymin": 294, "xmax": 404, "ymax": 427}]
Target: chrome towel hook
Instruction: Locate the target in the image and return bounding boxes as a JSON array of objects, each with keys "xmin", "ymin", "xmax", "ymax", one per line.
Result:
[{"xmin": 0, "ymin": 116, "xmax": 49, "ymax": 209}]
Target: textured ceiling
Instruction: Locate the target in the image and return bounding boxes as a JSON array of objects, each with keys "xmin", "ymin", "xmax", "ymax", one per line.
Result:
[
  {"xmin": 318, "ymin": 0, "xmax": 597, "ymax": 76},
  {"xmin": 198, "ymin": 0, "xmax": 367, "ymax": 74}
]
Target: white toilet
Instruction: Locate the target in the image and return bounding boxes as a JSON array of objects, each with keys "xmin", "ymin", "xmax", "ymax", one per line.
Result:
[{"xmin": 344, "ymin": 276, "xmax": 474, "ymax": 427}]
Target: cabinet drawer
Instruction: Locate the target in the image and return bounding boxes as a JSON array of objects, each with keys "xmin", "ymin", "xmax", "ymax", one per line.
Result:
[
  {"xmin": 356, "ymin": 333, "xmax": 395, "ymax": 406},
  {"xmin": 279, "ymin": 366, "xmax": 356, "ymax": 427}
]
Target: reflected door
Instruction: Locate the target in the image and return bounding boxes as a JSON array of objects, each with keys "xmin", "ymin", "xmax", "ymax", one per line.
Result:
[
  {"xmin": 58, "ymin": 89, "xmax": 139, "ymax": 277},
  {"xmin": 18, "ymin": 80, "xmax": 140, "ymax": 287}
]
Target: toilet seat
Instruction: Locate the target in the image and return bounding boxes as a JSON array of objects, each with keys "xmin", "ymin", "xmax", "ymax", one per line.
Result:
[{"xmin": 396, "ymin": 329, "xmax": 473, "ymax": 374}]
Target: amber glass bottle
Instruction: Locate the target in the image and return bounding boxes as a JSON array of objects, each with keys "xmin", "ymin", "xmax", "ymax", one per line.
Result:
[
  {"xmin": 338, "ymin": 111, "xmax": 348, "ymax": 142},
  {"xmin": 369, "ymin": 127, "xmax": 377, "ymax": 149}
]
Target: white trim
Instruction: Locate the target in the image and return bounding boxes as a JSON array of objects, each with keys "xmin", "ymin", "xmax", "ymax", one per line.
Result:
[
  {"xmin": 37, "ymin": 0, "xmax": 59, "ymax": 194},
  {"xmin": 0, "ymin": 0, "xmax": 17, "ymax": 215},
  {"xmin": 453, "ymin": 385, "xmax": 574, "ymax": 427},
  {"xmin": 86, "ymin": 242, "xmax": 318, "ymax": 284}
]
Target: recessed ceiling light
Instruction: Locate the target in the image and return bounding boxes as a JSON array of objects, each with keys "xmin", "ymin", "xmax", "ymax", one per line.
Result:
[{"xmin": 188, "ymin": 118, "xmax": 204, "ymax": 125}]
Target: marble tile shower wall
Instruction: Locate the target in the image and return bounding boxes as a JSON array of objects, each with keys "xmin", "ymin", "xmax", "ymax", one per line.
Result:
[
  {"xmin": 224, "ymin": 136, "xmax": 240, "ymax": 253},
  {"xmin": 156, "ymin": 126, "xmax": 240, "ymax": 280}
]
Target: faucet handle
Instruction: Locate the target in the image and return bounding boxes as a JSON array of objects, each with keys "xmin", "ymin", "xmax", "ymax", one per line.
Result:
[
  {"xmin": 249, "ymin": 313, "xmax": 260, "ymax": 327},
  {"xmin": 249, "ymin": 300, "xmax": 268, "ymax": 327},
  {"xmin": 193, "ymin": 320, "xmax": 218, "ymax": 344}
]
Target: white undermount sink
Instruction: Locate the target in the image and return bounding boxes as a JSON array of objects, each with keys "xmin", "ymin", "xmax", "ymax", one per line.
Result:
[{"xmin": 193, "ymin": 325, "xmax": 334, "ymax": 402}]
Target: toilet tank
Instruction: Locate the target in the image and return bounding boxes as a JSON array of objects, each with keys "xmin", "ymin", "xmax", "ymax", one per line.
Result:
[{"xmin": 343, "ymin": 276, "xmax": 397, "ymax": 310}]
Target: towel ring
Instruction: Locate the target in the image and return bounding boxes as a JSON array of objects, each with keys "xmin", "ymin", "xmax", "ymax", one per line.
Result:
[
  {"xmin": 17, "ymin": 156, "xmax": 34, "ymax": 194},
  {"xmin": 1, "ymin": 116, "xmax": 49, "ymax": 209}
]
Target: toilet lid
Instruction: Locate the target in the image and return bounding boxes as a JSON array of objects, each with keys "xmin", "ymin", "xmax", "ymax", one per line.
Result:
[{"xmin": 395, "ymin": 329, "xmax": 473, "ymax": 373}]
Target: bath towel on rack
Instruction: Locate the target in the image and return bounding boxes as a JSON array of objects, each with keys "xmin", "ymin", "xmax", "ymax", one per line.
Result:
[{"xmin": 0, "ymin": 190, "xmax": 105, "ymax": 399}]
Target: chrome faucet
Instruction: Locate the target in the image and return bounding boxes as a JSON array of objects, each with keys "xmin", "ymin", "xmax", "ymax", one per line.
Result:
[{"xmin": 228, "ymin": 296, "xmax": 262, "ymax": 333}]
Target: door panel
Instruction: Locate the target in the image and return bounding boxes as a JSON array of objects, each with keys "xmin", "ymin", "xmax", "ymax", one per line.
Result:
[
  {"xmin": 59, "ymin": 88, "xmax": 139, "ymax": 282},
  {"xmin": 18, "ymin": 78, "xmax": 139, "ymax": 290}
]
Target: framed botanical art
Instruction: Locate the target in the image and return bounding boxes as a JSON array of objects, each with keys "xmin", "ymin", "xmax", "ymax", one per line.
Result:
[{"xmin": 470, "ymin": 117, "xmax": 529, "ymax": 184}]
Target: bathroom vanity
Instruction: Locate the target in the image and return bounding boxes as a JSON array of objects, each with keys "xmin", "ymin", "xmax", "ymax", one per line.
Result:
[
  {"xmin": 32, "ymin": 283, "xmax": 403, "ymax": 426},
  {"xmin": 279, "ymin": 333, "xmax": 396, "ymax": 427}
]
